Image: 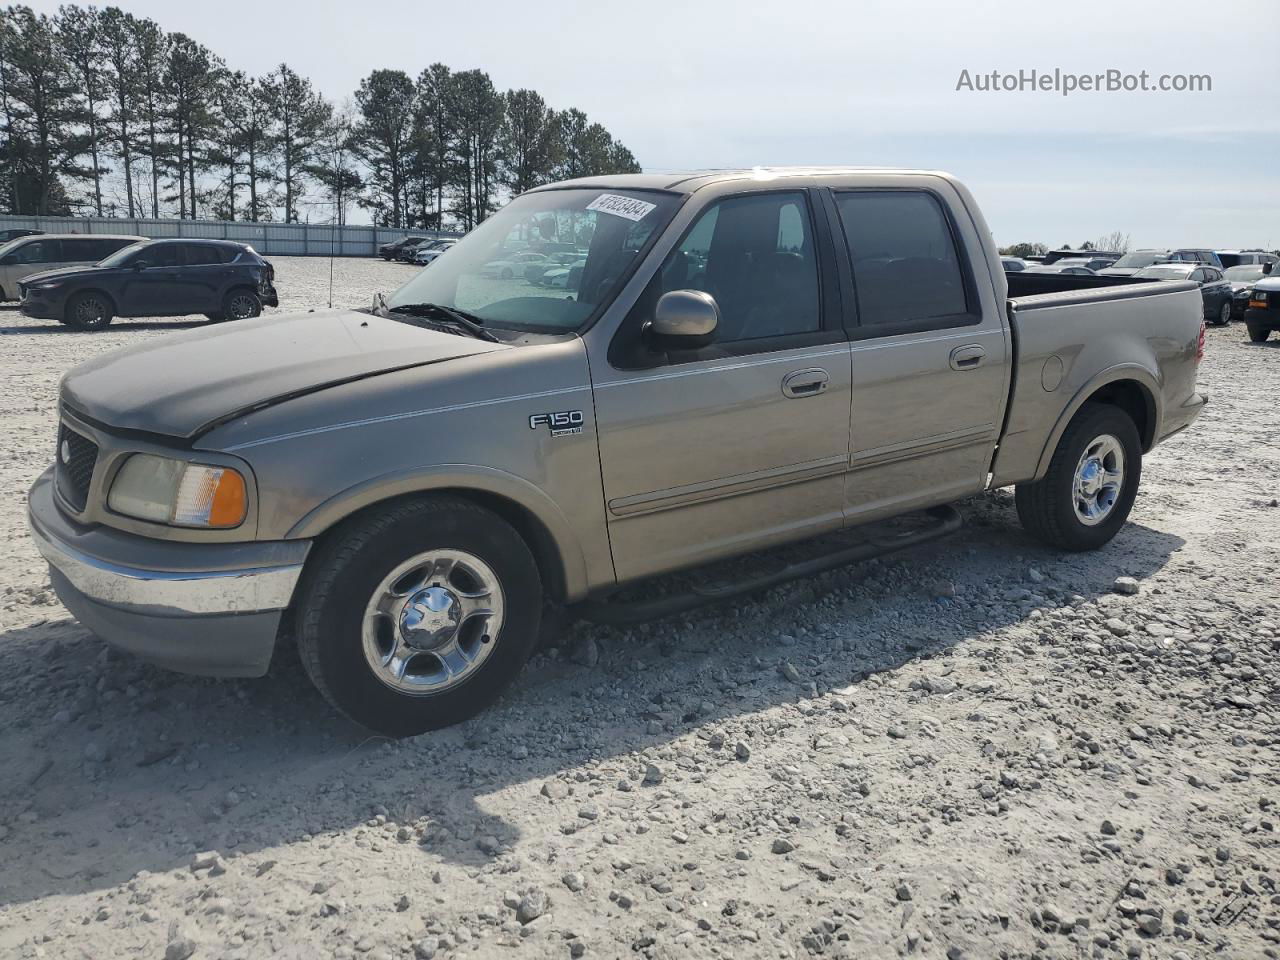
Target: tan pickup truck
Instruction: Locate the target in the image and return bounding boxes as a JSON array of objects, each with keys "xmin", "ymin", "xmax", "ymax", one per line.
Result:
[{"xmin": 27, "ymin": 168, "xmax": 1207, "ymax": 735}]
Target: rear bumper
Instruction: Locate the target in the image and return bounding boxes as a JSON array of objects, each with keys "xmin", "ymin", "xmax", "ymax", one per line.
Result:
[
  {"xmin": 261, "ymin": 283, "xmax": 279, "ymax": 308},
  {"xmin": 1158, "ymin": 391, "xmax": 1208, "ymax": 444},
  {"xmin": 27, "ymin": 469, "xmax": 309, "ymax": 676}
]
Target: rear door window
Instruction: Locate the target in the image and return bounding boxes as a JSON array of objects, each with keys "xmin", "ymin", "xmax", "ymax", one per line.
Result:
[
  {"xmin": 61, "ymin": 238, "xmax": 107, "ymax": 261},
  {"xmin": 183, "ymin": 244, "xmax": 227, "ymax": 265},
  {"xmin": 832, "ymin": 190, "xmax": 972, "ymax": 332}
]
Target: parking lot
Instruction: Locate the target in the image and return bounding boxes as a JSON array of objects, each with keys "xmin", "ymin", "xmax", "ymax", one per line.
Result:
[{"xmin": 0, "ymin": 257, "xmax": 1277, "ymax": 959}]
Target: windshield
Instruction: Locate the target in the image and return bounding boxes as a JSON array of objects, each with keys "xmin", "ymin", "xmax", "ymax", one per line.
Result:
[
  {"xmin": 98, "ymin": 241, "xmax": 149, "ymax": 267},
  {"xmin": 1133, "ymin": 266, "xmax": 1191, "ymax": 279},
  {"xmin": 1109, "ymin": 252, "xmax": 1163, "ymax": 270},
  {"xmin": 1224, "ymin": 265, "xmax": 1265, "ymax": 282},
  {"xmin": 385, "ymin": 187, "xmax": 681, "ymax": 333}
]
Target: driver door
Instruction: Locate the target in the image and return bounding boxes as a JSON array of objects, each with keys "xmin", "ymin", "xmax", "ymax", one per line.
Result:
[{"xmin": 592, "ymin": 189, "xmax": 853, "ymax": 582}]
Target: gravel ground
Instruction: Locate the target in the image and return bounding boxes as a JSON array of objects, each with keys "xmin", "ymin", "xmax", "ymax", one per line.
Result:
[{"xmin": 0, "ymin": 257, "xmax": 1277, "ymax": 960}]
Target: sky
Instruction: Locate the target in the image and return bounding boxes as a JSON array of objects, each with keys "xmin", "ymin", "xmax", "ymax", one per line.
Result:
[{"xmin": 30, "ymin": 0, "xmax": 1280, "ymax": 249}]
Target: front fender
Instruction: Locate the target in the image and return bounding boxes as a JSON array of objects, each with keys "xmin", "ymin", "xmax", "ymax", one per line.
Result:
[{"xmin": 285, "ymin": 463, "xmax": 590, "ymax": 601}]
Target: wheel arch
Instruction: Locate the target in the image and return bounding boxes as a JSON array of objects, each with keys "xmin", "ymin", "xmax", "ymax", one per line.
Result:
[
  {"xmin": 1032, "ymin": 367, "xmax": 1159, "ymax": 482},
  {"xmin": 286, "ymin": 466, "xmax": 589, "ymax": 603}
]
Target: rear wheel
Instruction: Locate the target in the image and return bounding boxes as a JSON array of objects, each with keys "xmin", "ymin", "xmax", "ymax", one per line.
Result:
[
  {"xmin": 64, "ymin": 292, "xmax": 114, "ymax": 330},
  {"xmin": 1216, "ymin": 301, "xmax": 1231, "ymax": 326},
  {"xmin": 1247, "ymin": 324, "xmax": 1271, "ymax": 343},
  {"xmin": 1015, "ymin": 403, "xmax": 1142, "ymax": 551},
  {"xmin": 295, "ymin": 496, "xmax": 543, "ymax": 736},
  {"xmin": 222, "ymin": 288, "xmax": 261, "ymax": 321}
]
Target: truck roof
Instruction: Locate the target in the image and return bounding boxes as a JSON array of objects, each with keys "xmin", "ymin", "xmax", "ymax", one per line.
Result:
[{"xmin": 533, "ymin": 167, "xmax": 960, "ymax": 195}]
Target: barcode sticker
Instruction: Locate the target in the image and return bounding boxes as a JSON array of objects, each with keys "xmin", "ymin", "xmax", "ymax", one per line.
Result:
[{"xmin": 585, "ymin": 194, "xmax": 657, "ymax": 222}]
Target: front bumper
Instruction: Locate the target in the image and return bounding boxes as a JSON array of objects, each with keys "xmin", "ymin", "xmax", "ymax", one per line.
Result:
[
  {"xmin": 18, "ymin": 287, "xmax": 66, "ymax": 320},
  {"xmin": 1245, "ymin": 306, "xmax": 1279, "ymax": 330},
  {"xmin": 27, "ymin": 469, "xmax": 310, "ymax": 676}
]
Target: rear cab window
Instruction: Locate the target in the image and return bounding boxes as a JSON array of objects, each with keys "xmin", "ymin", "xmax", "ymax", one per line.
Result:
[{"xmin": 830, "ymin": 189, "xmax": 976, "ymax": 336}]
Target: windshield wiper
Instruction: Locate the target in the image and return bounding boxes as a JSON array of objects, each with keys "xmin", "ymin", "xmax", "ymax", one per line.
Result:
[{"xmin": 387, "ymin": 302, "xmax": 501, "ymax": 342}]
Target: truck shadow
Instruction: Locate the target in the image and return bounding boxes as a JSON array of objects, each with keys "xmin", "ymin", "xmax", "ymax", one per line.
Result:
[{"xmin": 0, "ymin": 492, "xmax": 1186, "ymax": 908}]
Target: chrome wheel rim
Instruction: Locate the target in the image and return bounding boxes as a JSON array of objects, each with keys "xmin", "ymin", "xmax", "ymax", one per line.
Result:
[
  {"xmin": 228, "ymin": 294, "xmax": 257, "ymax": 319},
  {"xmin": 75, "ymin": 297, "xmax": 106, "ymax": 326},
  {"xmin": 1073, "ymin": 434, "xmax": 1125, "ymax": 526},
  {"xmin": 361, "ymin": 549, "xmax": 504, "ymax": 695}
]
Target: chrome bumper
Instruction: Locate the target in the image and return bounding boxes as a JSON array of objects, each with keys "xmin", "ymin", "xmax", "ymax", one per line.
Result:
[{"xmin": 29, "ymin": 472, "xmax": 305, "ymax": 617}]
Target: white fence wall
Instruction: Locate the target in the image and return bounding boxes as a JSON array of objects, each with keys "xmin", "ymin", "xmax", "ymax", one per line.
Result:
[{"xmin": 0, "ymin": 214, "xmax": 460, "ymax": 258}]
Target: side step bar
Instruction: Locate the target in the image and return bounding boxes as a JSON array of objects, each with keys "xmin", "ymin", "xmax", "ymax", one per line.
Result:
[{"xmin": 576, "ymin": 505, "xmax": 962, "ymax": 626}]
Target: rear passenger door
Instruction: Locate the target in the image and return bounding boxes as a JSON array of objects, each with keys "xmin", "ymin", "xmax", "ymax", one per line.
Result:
[
  {"xmin": 179, "ymin": 244, "xmax": 233, "ymax": 312},
  {"xmin": 825, "ymin": 186, "xmax": 1009, "ymax": 521}
]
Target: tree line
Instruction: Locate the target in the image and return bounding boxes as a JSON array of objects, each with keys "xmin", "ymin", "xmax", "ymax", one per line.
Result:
[{"xmin": 0, "ymin": 4, "xmax": 641, "ymax": 230}]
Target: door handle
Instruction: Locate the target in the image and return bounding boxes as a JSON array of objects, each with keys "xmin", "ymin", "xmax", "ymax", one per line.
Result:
[
  {"xmin": 781, "ymin": 367, "xmax": 829, "ymax": 398},
  {"xmin": 949, "ymin": 345, "xmax": 986, "ymax": 371}
]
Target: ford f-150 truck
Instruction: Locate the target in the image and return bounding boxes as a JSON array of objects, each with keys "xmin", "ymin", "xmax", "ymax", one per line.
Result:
[{"xmin": 27, "ymin": 168, "xmax": 1207, "ymax": 735}]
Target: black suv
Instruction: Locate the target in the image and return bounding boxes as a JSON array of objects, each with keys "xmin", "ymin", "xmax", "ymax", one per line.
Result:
[
  {"xmin": 18, "ymin": 238, "xmax": 279, "ymax": 330},
  {"xmin": 378, "ymin": 236, "xmax": 430, "ymax": 261}
]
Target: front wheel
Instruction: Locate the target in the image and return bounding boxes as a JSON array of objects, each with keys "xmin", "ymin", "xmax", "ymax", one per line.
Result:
[
  {"xmin": 64, "ymin": 292, "xmax": 114, "ymax": 330},
  {"xmin": 295, "ymin": 496, "xmax": 543, "ymax": 736},
  {"xmin": 1247, "ymin": 324, "xmax": 1271, "ymax": 343},
  {"xmin": 1015, "ymin": 403, "xmax": 1142, "ymax": 551}
]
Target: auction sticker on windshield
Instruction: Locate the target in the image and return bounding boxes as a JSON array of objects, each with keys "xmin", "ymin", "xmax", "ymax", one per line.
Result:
[{"xmin": 586, "ymin": 194, "xmax": 657, "ymax": 222}]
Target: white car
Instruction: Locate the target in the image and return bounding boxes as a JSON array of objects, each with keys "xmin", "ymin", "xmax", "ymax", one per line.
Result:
[
  {"xmin": 412, "ymin": 239, "xmax": 456, "ymax": 266},
  {"xmin": 480, "ymin": 251, "xmax": 549, "ymax": 280}
]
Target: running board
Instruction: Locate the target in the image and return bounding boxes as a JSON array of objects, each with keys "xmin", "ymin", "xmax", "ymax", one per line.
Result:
[{"xmin": 576, "ymin": 505, "xmax": 962, "ymax": 625}]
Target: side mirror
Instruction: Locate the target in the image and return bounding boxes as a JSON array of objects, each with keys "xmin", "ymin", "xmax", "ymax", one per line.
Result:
[
  {"xmin": 647, "ymin": 290, "xmax": 719, "ymax": 350},
  {"xmin": 131, "ymin": 259, "xmax": 148, "ymax": 270}
]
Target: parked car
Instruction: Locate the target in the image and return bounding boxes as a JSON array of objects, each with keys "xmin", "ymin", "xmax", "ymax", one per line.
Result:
[
  {"xmin": 1216, "ymin": 250, "xmax": 1278, "ymax": 269},
  {"xmin": 395, "ymin": 239, "xmax": 438, "ymax": 263},
  {"xmin": 1245, "ymin": 273, "xmax": 1280, "ymax": 342},
  {"xmin": 26, "ymin": 168, "xmax": 1206, "ymax": 735},
  {"xmin": 1021, "ymin": 262, "xmax": 1098, "ymax": 275},
  {"xmin": 480, "ymin": 250, "xmax": 550, "ymax": 279},
  {"xmin": 1131, "ymin": 263, "xmax": 1233, "ymax": 325},
  {"xmin": 378, "ymin": 236, "xmax": 430, "ymax": 261},
  {"xmin": 1223, "ymin": 264, "xmax": 1270, "ymax": 321},
  {"xmin": 1041, "ymin": 249, "xmax": 1121, "ymax": 266},
  {"xmin": 412, "ymin": 239, "xmax": 457, "ymax": 266},
  {"xmin": 0, "ymin": 233, "xmax": 143, "ymax": 302},
  {"xmin": 18, "ymin": 238, "xmax": 278, "ymax": 330},
  {"xmin": 1097, "ymin": 250, "xmax": 1172, "ymax": 277},
  {"xmin": 1164, "ymin": 249, "xmax": 1224, "ymax": 269},
  {"xmin": 0, "ymin": 227, "xmax": 42, "ymax": 243},
  {"xmin": 1001, "ymin": 257, "xmax": 1027, "ymax": 272}
]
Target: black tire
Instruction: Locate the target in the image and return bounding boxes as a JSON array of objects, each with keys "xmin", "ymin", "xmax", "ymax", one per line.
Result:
[
  {"xmin": 222, "ymin": 288, "xmax": 261, "ymax": 321},
  {"xmin": 64, "ymin": 291, "xmax": 114, "ymax": 330},
  {"xmin": 295, "ymin": 496, "xmax": 543, "ymax": 736},
  {"xmin": 1015, "ymin": 403, "xmax": 1142, "ymax": 552},
  {"xmin": 1216, "ymin": 301, "xmax": 1231, "ymax": 326},
  {"xmin": 1247, "ymin": 324, "xmax": 1271, "ymax": 343}
]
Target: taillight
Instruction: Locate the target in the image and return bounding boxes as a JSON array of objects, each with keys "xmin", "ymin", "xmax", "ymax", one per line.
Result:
[{"xmin": 1196, "ymin": 321, "xmax": 1205, "ymax": 362}]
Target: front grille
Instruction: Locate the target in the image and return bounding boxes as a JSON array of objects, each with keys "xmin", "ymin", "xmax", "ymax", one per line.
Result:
[{"xmin": 55, "ymin": 423, "xmax": 98, "ymax": 512}]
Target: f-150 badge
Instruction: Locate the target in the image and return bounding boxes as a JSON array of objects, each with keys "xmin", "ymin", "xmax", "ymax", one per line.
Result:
[{"xmin": 528, "ymin": 410, "xmax": 584, "ymax": 437}]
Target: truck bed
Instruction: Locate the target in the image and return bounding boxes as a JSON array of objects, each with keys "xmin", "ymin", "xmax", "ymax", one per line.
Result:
[{"xmin": 990, "ymin": 273, "xmax": 1204, "ymax": 488}]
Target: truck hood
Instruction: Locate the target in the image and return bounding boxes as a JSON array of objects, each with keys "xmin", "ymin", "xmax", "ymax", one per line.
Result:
[
  {"xmin": 1252, "ymin": 277, "xmax": 1280, "ymax": 293},
  {"xmin": 61, "ymin": 309, "xmax": 509, "ymax": 440}
]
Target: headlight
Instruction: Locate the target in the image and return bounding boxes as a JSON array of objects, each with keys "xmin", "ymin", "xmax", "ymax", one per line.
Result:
[{"xmin": 107, "ymin": 454, "xmax": 247, "ymax": 528}]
